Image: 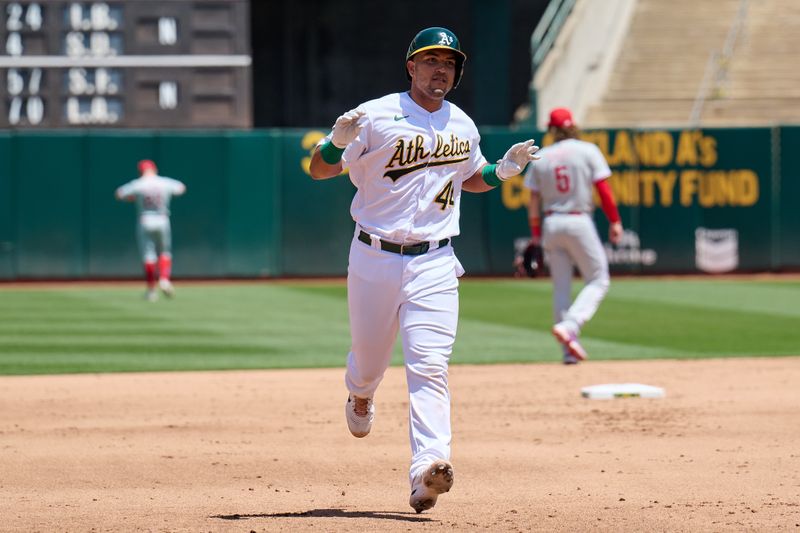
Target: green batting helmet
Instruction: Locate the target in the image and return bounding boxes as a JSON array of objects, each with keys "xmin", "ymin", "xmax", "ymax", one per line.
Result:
[{"xmin": 405, "ymin": 27, "xmax": 467, "ymax": 88}]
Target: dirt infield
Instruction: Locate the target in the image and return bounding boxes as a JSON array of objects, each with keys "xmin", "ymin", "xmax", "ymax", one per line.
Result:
[{"xmin": 1, "ymin": 358, "xmax": 798, "ymax": 532}]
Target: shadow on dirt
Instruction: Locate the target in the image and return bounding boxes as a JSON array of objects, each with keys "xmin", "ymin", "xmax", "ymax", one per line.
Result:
[{"xmin": 211, "ymin": 508, "xmax": 433, "ymax": 523}]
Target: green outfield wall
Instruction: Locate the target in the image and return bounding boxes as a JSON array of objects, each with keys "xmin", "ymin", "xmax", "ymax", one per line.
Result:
[{"xmin": 0, "ymin": 126, "xmax": 797, "ymax": 279}]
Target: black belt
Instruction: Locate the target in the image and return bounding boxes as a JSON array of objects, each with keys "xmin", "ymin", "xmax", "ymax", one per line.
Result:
[
  {"xmin": 358, "ymin": 230, "xmax": 449, "ymax": 256},
  {"xmin": 545, "ymin": 210, "xmax": 584, "ymax": 215}
]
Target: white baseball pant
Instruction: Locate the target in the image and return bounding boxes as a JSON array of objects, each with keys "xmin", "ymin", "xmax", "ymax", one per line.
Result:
[
  {"xmin": 543, "ymin": 213, "xmax": 610, "ymax": 335},
  {"xmin": 345, "ymin": 229, "xmax": 463, "ymax": 482},
  {"xmin": 137, "ymin": 213, "xmax": 172, "ymax": 263}
]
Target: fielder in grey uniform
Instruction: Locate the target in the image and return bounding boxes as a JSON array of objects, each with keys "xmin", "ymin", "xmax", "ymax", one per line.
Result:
[
  {"xmin": 309, "ymin": 27, "xmax": 539, "ymax": 513},
  {"xmin": 115, "ymin": 160, "xmax": 186, "ymax": 301},
  {"xmin": 523, "ymin": 108, "xmax": 622, "ymax": 364}
]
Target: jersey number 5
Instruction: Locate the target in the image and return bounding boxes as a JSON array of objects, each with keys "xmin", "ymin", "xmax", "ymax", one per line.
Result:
[
  {"xmin": 555, "ymin": 165, "xmax": 570, "ymax": 193},
  {"xmin": 435, "ymin": 180, "xmax": 455, "ymax": 211}
]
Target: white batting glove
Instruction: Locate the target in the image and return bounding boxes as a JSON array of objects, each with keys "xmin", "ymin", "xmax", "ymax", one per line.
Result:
[
  {"xmin": 495, "ymin": 139, "xmax": 540, "ymax": 180},
  {"xmin": 331, "ymin": 109, "xmax": 366, "ymax": 149}
]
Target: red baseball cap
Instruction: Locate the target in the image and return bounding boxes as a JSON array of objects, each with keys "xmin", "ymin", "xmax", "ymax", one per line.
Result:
[
  {"xmin": 137, "ymin": 159, "xmax": 157, "ymax": 173},
  {"xmin": 548, "ymin": 107, "xmax": 574, "ymax": 128}
]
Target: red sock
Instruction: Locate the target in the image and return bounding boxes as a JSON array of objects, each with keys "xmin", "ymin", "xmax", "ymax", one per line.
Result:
[
  {"xmin": 158, "ymin": 255, "xmax": 172, "ymax": 281},
  {"xmin": 144, "ymin": 262, "xmax": 157, "ymax": 289}
]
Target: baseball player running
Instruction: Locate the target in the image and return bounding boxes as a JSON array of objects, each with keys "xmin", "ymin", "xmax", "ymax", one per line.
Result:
[
  {"xmin": 309, "ymin": 27, "xmax": 539, "ymax": 513},
  {"xmin": 523, "ymin": 107, "xmax": 622, "ymax": 364},
  {"xmin": 115, "ymin": 160, "xmax": 186, "ymax": 302}
]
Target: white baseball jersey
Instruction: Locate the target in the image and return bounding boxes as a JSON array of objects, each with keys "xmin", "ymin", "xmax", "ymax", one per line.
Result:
[
  {"xmin": 323, "ymin": 91, "xmax": 487, "ymax": 482},
  {"xmin": 524, "ymin": 138, "xmax": 613, "ymax": 353},
  {"xmin": 116, "ymin": 176, "xmax": 186, "ymax": 219},
  {"xmin": 523, "ymin": 138, "xmax": 611, "ymax": 213},
  {"xmin": 324, "ymin": 91, "xmax": 487, "ymax": 243}
]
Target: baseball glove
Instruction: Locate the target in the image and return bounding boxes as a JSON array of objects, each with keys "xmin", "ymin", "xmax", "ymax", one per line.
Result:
[{"xmin": 521, "ymin": 242, "xmax": 545, "ymax": 278}]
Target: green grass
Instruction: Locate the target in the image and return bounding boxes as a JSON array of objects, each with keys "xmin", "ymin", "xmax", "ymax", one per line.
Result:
[{"xmin": 0, "ymin": 278, "xmax": 798, "ymax": 375}]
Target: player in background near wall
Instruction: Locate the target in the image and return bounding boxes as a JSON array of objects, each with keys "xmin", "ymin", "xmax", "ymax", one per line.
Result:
[
  {"xmin": 116, "ymin": 160, "xmax": 186, "ymax": 302},
  {"xmin": 523, "ymin": 107, "xmax": 622, "ymax": 364},
  {"xmin": 309, "ymin": 27, "xmax": 539, "ymax": 513}
]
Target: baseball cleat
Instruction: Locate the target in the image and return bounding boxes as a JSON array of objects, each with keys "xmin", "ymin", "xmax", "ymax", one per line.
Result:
[
  {"xmin": 159, "ymin": 278, "xmax": 175, "ymax": 298},
  {"xmin": 345, "ymin": 394, "xmax": 374, "ymax": 438},
  {"xmin": 409, "ymin": 460, "xmax": 454, "ymax": 514},
  {"xmin": 552, "ymin": 324, "xmax": 588, "ymax": 361},
  {"xmin": 144, "ymin": 289, "xmax": 158, "ymax": 302},
  {"xmin": 563, "ymin": 353, "xmax": 580, "ymax": 365}
]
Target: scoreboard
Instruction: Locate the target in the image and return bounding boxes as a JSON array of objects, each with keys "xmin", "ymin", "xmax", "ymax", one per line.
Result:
[{"xmin": 0, "ymin": 0, "xmax": 251, "ymax": 128}]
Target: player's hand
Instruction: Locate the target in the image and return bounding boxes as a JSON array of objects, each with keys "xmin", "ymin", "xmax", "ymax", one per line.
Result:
[
  {"xmin": 496, "ymin": 139, "xmax": 540, "ymax": 180},
  {"xmin": 331, "ymin": 109, "xmax": 366, "ymax": 148},
  {"xmin": 609, "ymin": 222, "xmax": 623, "ymax": 245}
]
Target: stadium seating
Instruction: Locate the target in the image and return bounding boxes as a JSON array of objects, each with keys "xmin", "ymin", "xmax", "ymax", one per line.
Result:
[{"xmin": 584, "ymin": 0, "xmax": 800, "ymax": 127}]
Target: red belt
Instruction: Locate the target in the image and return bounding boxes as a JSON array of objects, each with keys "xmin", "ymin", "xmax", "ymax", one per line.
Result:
[{"xmin": 545, "ymin": 210, "xmax": 583, "ymax": 215}]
